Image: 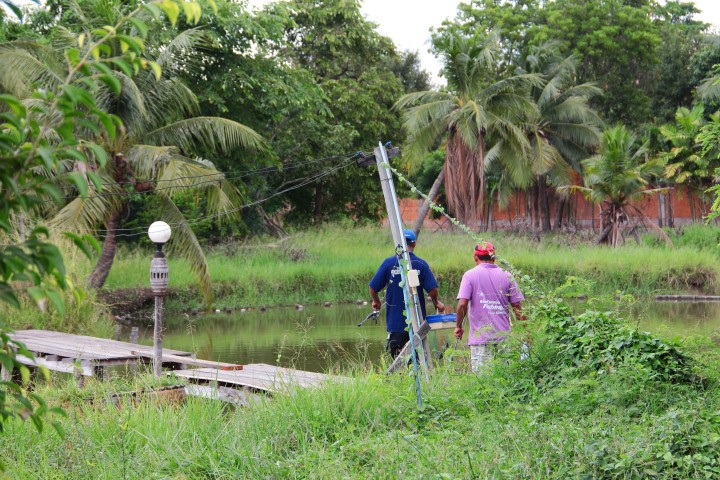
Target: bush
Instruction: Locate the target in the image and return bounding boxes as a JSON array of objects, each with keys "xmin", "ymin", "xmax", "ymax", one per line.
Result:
[{"xmin": 533, "ymin": 298, "xmax": 697, "ymax": 383}]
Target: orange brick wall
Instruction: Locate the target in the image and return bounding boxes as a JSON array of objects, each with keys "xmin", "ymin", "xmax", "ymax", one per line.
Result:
[{"xmin": 394, "ymin": 187, "xmax": 714, "ymax": 231}]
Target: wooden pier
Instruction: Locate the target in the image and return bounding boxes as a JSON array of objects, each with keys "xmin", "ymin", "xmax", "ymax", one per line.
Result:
[
  {"xmin": 6, "ymin": 330, "xmax": 194, "ymax": 379},
  {"xmin": 5, "ymin": 330, "xmax": 341, "ymax": 393},
  {"xmin": 169, "ymin": 363, "xmax": 343, "ymax": 393}
]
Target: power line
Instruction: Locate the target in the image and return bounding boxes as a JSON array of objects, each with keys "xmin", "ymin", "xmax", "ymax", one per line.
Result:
[
  {"xmin": 48, "ymin": 152, "xmax": 360, "ymax": 198},
  {"xmin": 7, "ymin": 147, "xmax": 374, "ymax": 243},
  {"xmin": 95, "ymin": 157, "xmax": 357, "ymax": 238}
]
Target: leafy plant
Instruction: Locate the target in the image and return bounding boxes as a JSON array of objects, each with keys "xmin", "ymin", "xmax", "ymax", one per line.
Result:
[
  {"xmin": 534, "ymin": 299, "xmax": 696, "ymax": 383},
  {"xmin": 0, "ymin": 0, "xmax": 216, "ymax": 464}
]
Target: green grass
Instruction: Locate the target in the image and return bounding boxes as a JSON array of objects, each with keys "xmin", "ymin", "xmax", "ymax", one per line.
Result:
[
  {"xmin": 0, "ymin": 288, "xmax": 114, "ymax": 337},
  {"xmin": 94, "ymin": 225, "xmax": 720, "ymax": 308},
  {"xmin": 2, "ymin": 322, "xmax": 719, "ymax": 479}
]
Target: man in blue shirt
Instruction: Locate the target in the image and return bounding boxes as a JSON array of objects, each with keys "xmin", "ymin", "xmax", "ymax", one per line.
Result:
[{"xmin": 369, "ymin": 229, "xmax": 445, "ymax": 357}]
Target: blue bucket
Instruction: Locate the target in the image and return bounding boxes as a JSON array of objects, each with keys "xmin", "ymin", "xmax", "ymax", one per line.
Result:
[{"xmin": 426, "ymin": 313, "xmax": 457, "ymax": 324}]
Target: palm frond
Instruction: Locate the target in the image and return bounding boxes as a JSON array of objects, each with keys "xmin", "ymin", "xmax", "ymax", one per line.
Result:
[
  {"xmin": 0, "ymin": 45, "xmax": 63, "ymax": 96},
  {"xmin": 154, "ymin": 27, "xmax": 215, "ymax": 75},
  {"xmin": 125, "ymin": 145, "xmax": 179, "ymax": 180},
  {"xmin": 156, "ymin": 193, "xmax": 212, "ymax": 303},
  {"xmin": 49, "ymin": 181, "xmax": 124, "ymax": 232},
  {"xmin": 144, "ymin": 117, "xmax": 266, "ymax": 155},
  {"xmin": 697, "ymin": 74, "xmax": 720, "ymax": 102},
  {"xmin": 394, "ymin": 90, "xmax": 455, "ymax": 111},
  {"xmin": 205, "ymin": 178, "xmax": 242, "ymax": 221},
  {"xmin": 94, "ymin": 70, "xmax": 150, "ymax": 133}
]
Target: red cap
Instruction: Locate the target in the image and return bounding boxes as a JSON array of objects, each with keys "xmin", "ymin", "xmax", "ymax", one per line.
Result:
[{"xmin": 474, "ymin": 242, "xmax": 495, "ymax": 257}]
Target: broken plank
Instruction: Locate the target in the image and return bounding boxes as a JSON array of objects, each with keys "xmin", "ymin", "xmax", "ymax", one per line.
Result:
[
  {"xmin": 131, "ymin": 351, "xmax": 243, "ymax": 370},
  {"xmin": 15, "ymin": 355, "xmax": 94, "ymax": 377}
]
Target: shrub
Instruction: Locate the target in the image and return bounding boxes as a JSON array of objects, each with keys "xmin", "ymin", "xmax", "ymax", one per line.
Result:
[{"xmin": 534, "ymin": 298, "xmax": 697, "ymax": 383}]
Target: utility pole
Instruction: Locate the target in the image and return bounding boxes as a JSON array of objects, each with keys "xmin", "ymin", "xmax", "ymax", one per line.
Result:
[{"xmin": 374, "ymin": 143, "xmax": 434, "ymax": 377}]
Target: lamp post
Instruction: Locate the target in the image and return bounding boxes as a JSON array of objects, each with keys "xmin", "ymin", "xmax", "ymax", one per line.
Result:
[{"xmin": 148, "ymin": 221, "xmax": 171, "ymax": 377}]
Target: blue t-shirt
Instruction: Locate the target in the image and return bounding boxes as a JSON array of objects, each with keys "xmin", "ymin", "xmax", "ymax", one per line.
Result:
[{"xmin": 369, "ymin": 252, "xmax": 439, "ymax": 333}]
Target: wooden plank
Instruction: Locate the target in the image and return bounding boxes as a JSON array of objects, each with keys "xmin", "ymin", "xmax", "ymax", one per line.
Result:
[
  {"xmin": 429, "ymin": 321, "xmax": 457, "ymax": 331},
  {"xmin": 171, "ymin": 368, "xmax": 284, "ymax": 392},
  {"xmin": 8, "ymin": 330, "xmax": 192, "ymax": 362},
  {"xmin": 184, "ymin": 385, "xmax": 258, "ymax": 407},
  {"xmin": 130, "ymin": 351, "xmax": 243, "ymax": 370},
  {"xmin": 170, "ymin": 365, "xmax": 338, "ymax": 392},
  {"xmin": 15, "ymin": 355, "xmax": 95, "ymax": 377},
  {"xmin": 245, "ymin": 363, "xmax": 330, "ymax": 381}
]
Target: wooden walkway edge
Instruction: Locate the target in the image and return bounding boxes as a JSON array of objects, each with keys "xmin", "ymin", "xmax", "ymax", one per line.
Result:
[
  {"xmin": 170, "ymin": 363, "xmax": 344, "ymax": 393},
  {"xmin": 6, "ymin": 330, "xmax": 339, "ymax": 393}
]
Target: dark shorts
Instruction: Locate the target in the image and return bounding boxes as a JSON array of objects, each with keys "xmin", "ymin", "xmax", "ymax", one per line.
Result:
[{"xmin": 386, "ymin": 331, "xmax": 410, "ymax": 358}]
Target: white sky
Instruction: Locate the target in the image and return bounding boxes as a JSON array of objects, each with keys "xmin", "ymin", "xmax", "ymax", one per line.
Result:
[{"xmin": 249, "ymin": 0, "xmax": 720, "ymax": 85}]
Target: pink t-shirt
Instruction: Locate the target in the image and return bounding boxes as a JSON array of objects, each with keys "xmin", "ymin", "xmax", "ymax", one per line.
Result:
[{"xmin": 456, "ymin": 263, "xmax": 524, "ymax": 345}]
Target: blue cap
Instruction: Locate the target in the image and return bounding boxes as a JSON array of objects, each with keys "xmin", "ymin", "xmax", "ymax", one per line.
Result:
[{"xmin": 403, "ymin": 229, "xmax": 416, "ymax": 243}]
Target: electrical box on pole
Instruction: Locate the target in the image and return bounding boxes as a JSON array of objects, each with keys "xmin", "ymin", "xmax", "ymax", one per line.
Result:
[{"xmin": 374, "ymin": 143, "xmax": 434, "ymax": 376}]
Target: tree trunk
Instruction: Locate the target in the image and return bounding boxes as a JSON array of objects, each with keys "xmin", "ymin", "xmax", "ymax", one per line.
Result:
[
  {"xmin": 658, "ymin": 191, "xmax": 666, "ymax": 228},
  {"xmin": 487, "ymin": 197, "xmax": 493, "ymax": 231},
  {"xmin": 630, "ymin": 205, "xmax": 674, "ymax": 247},
  {"xmin": 87, "ymin": 210, "xmax": 121, "ymax": 290},
  {"xmin": 411, "ymin": 168, "xmax": 445, "ymax": 239},
  {"xmin": 554, "ymin": 198, "xmax": 566, "ymax": 231},
  {"xmin": 444, "ymin": 132, "xmax": 484, "ymax": 226},
  {"xmin": 257, "ymin": 206, "xmax": 288, "ymax": 238},
  {"xmin": 532, "ymin": 184, "xmax": 540, "ymax": 241},
  {"xmin": 594, "ymin": 224, "xmax": 612, "ymax": 245},
  {"xmin": 539, "ymin": 175, "xmax": 551, "ymax": 232}
]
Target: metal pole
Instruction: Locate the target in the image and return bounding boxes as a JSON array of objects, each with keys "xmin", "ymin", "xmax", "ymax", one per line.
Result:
[
  {"xmin": 377, "ymin": 144, "xmax": 434, "ymax": 372},
  {"xmin": 153, "ymin": 294, "xmax": 164, "ymax": 377}
]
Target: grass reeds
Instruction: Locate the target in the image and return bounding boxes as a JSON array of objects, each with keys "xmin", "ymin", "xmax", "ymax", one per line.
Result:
[
  {"xmin": 93, "ymin": 226, "xmax": 720, "ymax": 308},
  {"xmin": 3, "ymin": 329, "xmax": 719, "ymax": 479}
]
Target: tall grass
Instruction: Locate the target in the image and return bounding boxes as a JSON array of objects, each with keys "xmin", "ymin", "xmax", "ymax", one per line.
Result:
[
  {"xmin": 1, "ymin": 287, "xmax": 114, "ymax": 337},
  {"xmin": 98, "ymin": 226, "xmax": 720, "ymax": 308},
  {"xmin": 2, "ymin": 328, "xmax": 719, "ymax": 479}
]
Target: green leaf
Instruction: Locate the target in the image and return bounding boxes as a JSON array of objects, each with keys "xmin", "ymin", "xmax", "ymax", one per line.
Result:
[
  {"xmin": 63, "ymin": 232, "xmax": 101, "ymax": 259},
  {"xmin": 86, "ymin": 171, "xmax": 103, "ymax": 191},
  {"xmin": 83, "ymin": 143, "xmax": 108, "ymax": 168},
  {"xmin": 46, "ymin": 289, "xmax": 64, "ymax": 316},
  {"xmin": 158, "ymin": 0, "xmax": 180, "ymax": 27},
  {"xmin": 129, "ymin": 18, "xmax": 149, "ymax": 38},
  {"xmin": 99, "ymin": 74, "xmax": 121, "ymax": 96},
  {"xmin": 98, "ymin": 113, "xmax": 116, "ymax": 140},
  {"xmin": 110, "ymin": 58, "xmax": 133, "ymax": 77},
  {"xmin": 68, "ymin": 172, "xmax": 89, "ymax": 198},
  {"xmin": 36, "ymin": 147, "xmax": 56, "ymax": 170},
  {"xmin": 148, "ymin": 61, "xmax": 162, "ymax": 81},
  {"xmin": 142, "ymin": 2, "xmax": 162, "ymax": 19},
  {"xmin": 0, "ymin": 285, "xmax": 21, "ymax": 308}
]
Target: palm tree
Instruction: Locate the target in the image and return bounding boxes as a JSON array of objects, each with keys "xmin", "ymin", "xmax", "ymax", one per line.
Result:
[
  {"xmin": 658, "ymin": 104, "xmax": 717, "ymax": 221},
  {"xmin": 498, "ymin": 42, "xmax": 603, "ymax": 232},
  {"xmin": 561, "ymin": 126, "xmax": 670, "ymax": 247},
  {"xmin": 0, "ymin": 0, "xmax": 265, "ymax": 299},
  {"xmin": 395, "ymin": 31, "xmax": 541, "ymax": 226}
]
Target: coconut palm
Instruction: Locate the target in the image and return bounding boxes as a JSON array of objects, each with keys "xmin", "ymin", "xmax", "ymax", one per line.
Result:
[
  {"xmin": 658, "ymin": 104, "xmax": 718, "ymax": 220},
  {"xmin": 395, "ymin": 31, "xmax": 541, "ymax": 226},
  {"xmin": 561, "ymin": 126, "xmax": 670, "ymax": 247},
  {"xmin": 491, "ymin": 42, "xmax": 603, "ymax": 231},
  {"xmin": 0, "ymin": 0, "xmax": 265, "ymax": 298}
]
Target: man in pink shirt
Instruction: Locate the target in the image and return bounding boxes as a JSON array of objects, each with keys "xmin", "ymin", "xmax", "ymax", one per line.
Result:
[{"xmin": 454, "ymin": 242, "xmax": 525, "ymax": 371}]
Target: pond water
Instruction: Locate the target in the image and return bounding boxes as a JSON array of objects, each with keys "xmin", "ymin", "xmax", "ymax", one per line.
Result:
[{"xmin": 122, "ymin": 300, "xmax": 720, "ymax": 373}]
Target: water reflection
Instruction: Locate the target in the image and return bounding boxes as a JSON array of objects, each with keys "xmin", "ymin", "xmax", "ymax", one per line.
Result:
[{"xmin": 123, "ymin": 300, "xmax": 720, "ymax": 373}]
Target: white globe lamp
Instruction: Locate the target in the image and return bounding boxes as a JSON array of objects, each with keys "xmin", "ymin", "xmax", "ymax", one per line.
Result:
[{"xmin": 148, "ymin": 221, "xmax": 172, "ymax": 244}]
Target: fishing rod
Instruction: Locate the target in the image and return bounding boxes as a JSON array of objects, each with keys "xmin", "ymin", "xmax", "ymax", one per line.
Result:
[{"xmin": 358, "ymin": 310, "xmax": 380, "ymax": 327}]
